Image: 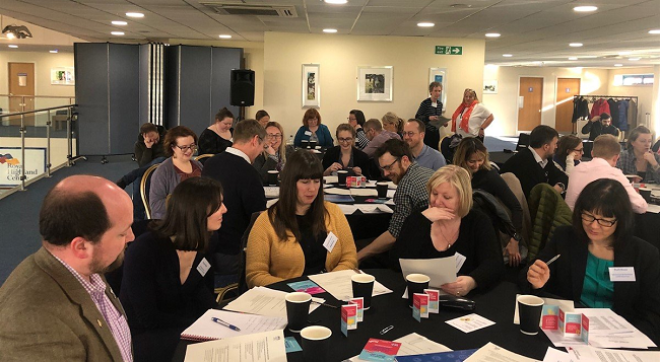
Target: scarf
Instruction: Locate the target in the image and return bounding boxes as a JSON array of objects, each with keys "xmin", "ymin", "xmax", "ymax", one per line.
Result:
[{"xmin": 452, "ymin": 100, "xmax": 478, "ymax": 133}]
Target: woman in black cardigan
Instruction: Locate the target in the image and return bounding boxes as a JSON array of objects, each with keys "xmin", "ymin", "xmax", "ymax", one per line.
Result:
[
  {"xmin": 120, "ymin": 177, "xmax": 227, "ymax": 362},
  {"xmin": 392, "ymin": 165, "xmax": 504, "ymax": 296},
  {"xmin": 524, "ymin": 179, "xmax": 660, "ymax": 344},
  {"xmin": 322, "ymin": 123, "xmax": 372, "ymax": 179}
]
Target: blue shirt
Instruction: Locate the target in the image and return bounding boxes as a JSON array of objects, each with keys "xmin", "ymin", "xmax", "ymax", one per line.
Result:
[
  {"xmin": 414, "ymin": 144, "xmax": 446, "ymax": 171},
  {"xmin": 294, "ymin": 124, "xmax": 334, "ymax": 148}
]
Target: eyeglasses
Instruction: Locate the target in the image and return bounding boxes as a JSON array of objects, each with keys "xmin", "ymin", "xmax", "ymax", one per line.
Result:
[
  {"xmin": 571, "ymin": 148, "xmax": 585, "ymax": 154},
  {"xmin": 338, "ymin": 137, "xmax": 354, "ymax": 143},
  {"xmin": 581, "ymin": 213, "xmax": 617, "ymax": 227},
  {"xmin": 174, "ymin": 143, "xmax": 197, "ymax": 151},
  {"xmin": 381, "ymin": 157, "xmax": 400, "ymax": 172},
  {"xmin": 267, "ymin": 134, "xmax": 282, "ymax": 139},
  {"xmin": 402, "ymin": 132, "xmax": 418, "ymax": 138}
]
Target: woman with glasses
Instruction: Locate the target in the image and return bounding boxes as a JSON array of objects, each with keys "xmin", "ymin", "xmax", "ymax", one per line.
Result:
[
  {"xmin": 253, "ymin": 121, "xmax": 294, "ymax": 184},
  {"xmin": 553, "ymin": 135, "xmax": 583, "ymax": 176},
  {"xmin": 616, "ymin": 126, "xmax": 660, "ymax": 183},
  {"xmin": 449, "ymin": 88, "xmax": 494, "ymax": 141},
  {"xmin": 453, "ymin": 137, "xmax": 525, "ymax": 267},
  {"xmin": 198, "ymin": 107, "xmax": 234, "ymax": 155},
  {"xmin": 322, "ymin": 124, "xmax": 372, "ymax": 179},
  {"xmin": 149, "ymin": 126, "xmax": 202, "ymax": 219},
  {"xmin": 246, "ymin": 150, "xmax": 358, "ymax": 287},
  {"xmin": 348, "ymin": 109, "xmax": 369, "ymax": 150},
  {"xmin": 525, "ymin": 179, "xmax": 660, "ymax": 343},
  {"xmin": 121, "ymin": 177, "xmax": 227, "ymax": 362},
  {"xmin": 293, "ymin": 108, "xmax": 334, "ymax": 148}
]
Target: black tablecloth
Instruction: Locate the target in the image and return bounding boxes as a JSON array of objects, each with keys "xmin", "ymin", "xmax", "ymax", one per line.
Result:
[{"xmin": 172, "ymin": 269, "xmax": 554, "ymax": 362}]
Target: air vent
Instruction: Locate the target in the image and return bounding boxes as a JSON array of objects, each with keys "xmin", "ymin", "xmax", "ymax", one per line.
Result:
[{"xmin": 201, "ymin": 2, "xmax": 297, "ymax": 17}]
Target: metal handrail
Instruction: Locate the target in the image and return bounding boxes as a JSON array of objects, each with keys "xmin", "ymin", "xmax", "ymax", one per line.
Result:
[{"xmin": 0, "ymin": 104, "xmax": 78, "ymax": 118}]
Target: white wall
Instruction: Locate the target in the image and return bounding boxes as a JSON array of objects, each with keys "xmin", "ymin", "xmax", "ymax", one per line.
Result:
[
  {"xmin": 482, "ymin": 66, "xmax": 609, "ymax": 136},
  {"xmin": 263, "ymin": 32, "xmax": 486, "ymax": 140}
]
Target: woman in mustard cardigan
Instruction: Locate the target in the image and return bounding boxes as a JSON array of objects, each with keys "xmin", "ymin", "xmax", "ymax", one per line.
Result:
[{"xmin": 246, "ymin": 150, "xmax": 358, "ymax": 288}]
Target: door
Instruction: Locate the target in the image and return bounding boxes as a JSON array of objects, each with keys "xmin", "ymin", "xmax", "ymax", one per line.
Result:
[
  {"xmin": 518, "ymin": 77, "xmax": 543, "ymax": 132},
  {"xmin": 556, "ymin": 78, "xmax": 581, "ymax": 133},
  {"xmin": 8, "ymin": 62, "xmax": 35, "ymax": 126}
]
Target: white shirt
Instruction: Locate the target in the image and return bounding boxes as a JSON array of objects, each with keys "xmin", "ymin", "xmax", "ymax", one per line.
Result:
[
  {"xmin": 566, "ymin": 157, "xmax": 648, "ymax": 213},
  {"xmin": 225, "ymin": 147, "xmax": 251, "ymax": 164},
  {"xmin": 456, "ymin": 103, "xmax": 492, "ymax": 137},
  {"xmin": 529, "ymin": 146, "xmax": 548, "ymax": 169}
]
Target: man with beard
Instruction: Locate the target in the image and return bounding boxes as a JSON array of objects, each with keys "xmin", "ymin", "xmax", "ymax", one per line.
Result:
[
  {"xmin": 0, "ymin": 175, "xmax": 135, "ymax": 362},
  {"xmin": 501, "ymin": 125, "xmax": 568, "ymax": 199},
  {"xmin": 357, "ymin": 139, "xmax": 434, "ymax": 264}
]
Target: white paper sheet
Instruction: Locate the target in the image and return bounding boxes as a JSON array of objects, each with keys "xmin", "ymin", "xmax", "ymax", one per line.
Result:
[
  {"xmin": 325, "ymin": 176, "xmax": 338, "ymax": 184},
  {"xmin": 337, "ymin": 204, "xmax": 359, "ymax": 215},
  {"xmin": 345, "ymin": 332, "xmax": 451, "ymax": 361},
  {"xmin": 567, "ymin": 346, "xmax": 660, "ymax": 362},
  {"xmin": 513, "ymin": 296, "xmax": 574, "ymax": 325},
  {"xmin": 181, "ymin": 309, "xmax": 287, "ymax": 341},
  {"xmin": 385, "ymin": 198, "xmax": 396, "ymax": 206},
  {"xmin": 324, "ymin": 187, "xmax": 352, "ymax": 195},
  {"xmin": 223, "ymin": 287, "xmax": 324, "ymax": 318},
  {"xmin": 184, "ymin": 329, "xmax": 287, "ymax": 362},
  {"xmin": 646, "ymin": 204, "xmax": 660, "ymax": 213},
  {"xmin": 387, "ymin": 189, "xmax": 396, "ymax": 198},
  {"xmin": 445, "ymin": 313, "xmax": 496, "ymax": 333},
  {"xmin": 399, "ymin": 257, "xmax": 458, "ymax": 288},
  {"xmin": 464, "ymin": 342, "xmax": 540, "ymax": 362},
  {"xmin": 264, "ymin": 186, "xmax": 279, "ymax": 198},
  {"xmin": 542, "ymin": 347, "xmax": 572, "ymax": 362},
  {"xmin": 349, "ymin": 188, "xmax": 379, "ymax": 197},
  {"xmin": 307, "ymin": 269, "xmax": 393, "ymax": 301},
  {"xmin": 266, "ymin": 198, "xmax": 278, "ymax": 208},
  {"xmin": 352, "ymin": 204, "xmax": 394, "ymax": 214}
]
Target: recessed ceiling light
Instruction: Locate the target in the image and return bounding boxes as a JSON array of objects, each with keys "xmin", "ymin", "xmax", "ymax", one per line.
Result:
[
  {"xmin": 614, "ymin": 64, "xmax": 623, "ymax": 67},
  {"xmin": 417, "ymin": 22, "xmax": 435, "ymax": 27},
  {"xmin": 450, "ymin": 4, "xmax": 473, "ymax": 8},
  {"xmin": 111, "ymin": 31, "xmax": 125, "ymax": 36},
  {"xmin": 219, "ymin": 34, "xmax": 232, "ymax": 39},
  {"xmin": 112, "ymin": 21, "xmax": 128, "ymax": 26},
  {"xmin": 485, "ymin": 33, "xmax": 501, "ymax": 38},
  {"xmin": 629, "ymin": 57, "xmax": 641, "ymax": 61},
  {"xmin": 323, "ymin": 28, "xmax": 337, "ymax": 33},
  {"xmin": 324, "ymin": 0, "xmax": 348, "ymax": 4},
  {"xmin": 50, "ymin": 49, "xmax": 58, "ymax": 53},
  {"xmin": 8, "ymin": 45, "xmax": 18, "ymax": 48},
  {"xmin": 502, "ymin": 54, "xmax": 513, "ymax": 57},
  {"xmin": 573, "ymin": 6, "xmax": 598, "ymax": 12},
  {"xmin": 650, "ymin": 29, "xmax": 660, "ymax": 34},
  {"xmin": 568, "ymin": 57, "xmax": 578, "ymax": 60},
  {"xmin": 569, "ymin": 43, "xmax": 583, "ymax": 47},
  {"xmin": 126, "ymin": 12, "xmax": 144, "ymax": 18}
]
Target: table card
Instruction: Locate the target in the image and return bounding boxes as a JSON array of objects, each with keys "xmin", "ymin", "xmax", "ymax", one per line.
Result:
[
  {"xmin": 349, "ymin": 297, "xmax": 364, "ymax": 322},
  {"xmin": 284, "ymin": 337, "xmax": 302, "ymax": 353},
  {"xmin": 341, "ymin": 304, "xmax": 358, "ymax": 336},
  {"xmin": 424, "ymin": 289, "xmax": 439, "ymax": 314},
  {"xmin": 412, "ymin": 293, "xmax": 429, "ymax": 322},
  {"xmin": 445, "ymin": 313, "xmax": 495, "ymax": 333},
  {"xmin": 358, "ymin": 338, "xmax": 401, "ymax": 362}
]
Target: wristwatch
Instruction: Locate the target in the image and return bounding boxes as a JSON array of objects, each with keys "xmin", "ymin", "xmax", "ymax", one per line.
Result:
[
  {"xmin": 556, "ymin": 182, "xmax": 566, "ymax": 194},
  {"xmin": 512, "ymin": 232, "xmax": 522, "ymax": 242}
]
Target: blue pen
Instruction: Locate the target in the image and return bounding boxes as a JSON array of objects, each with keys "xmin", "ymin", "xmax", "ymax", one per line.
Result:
[{"xmin": 211, "ymin": 317, "xmax": 241, "ymax": 332}]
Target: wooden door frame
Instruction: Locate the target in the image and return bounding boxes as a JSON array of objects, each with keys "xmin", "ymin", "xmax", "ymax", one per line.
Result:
[
  {"xmin": 554, "ymin": 76, "xmax": 581, "ymax": 134},
  {"xmin": 8, "ymin": 61, "xmax": 38, "ymax": 95},
  {"xmin": 516, "ymin": 75, "xmax": 545, "ymax": 134}
]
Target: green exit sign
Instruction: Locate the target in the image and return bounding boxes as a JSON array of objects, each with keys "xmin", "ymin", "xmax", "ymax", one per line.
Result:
[{"xmin": 435, "ymin": 46, "xmax": 463, "ymax": 55}]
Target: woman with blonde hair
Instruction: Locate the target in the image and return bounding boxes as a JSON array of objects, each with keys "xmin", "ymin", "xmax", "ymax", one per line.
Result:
[
  {"xmin": 392, "ymin": 165, "xmax": 504, "ymax": 296},
  {"xmin": 382, "ymin": 111, "xmax": 403, "ymax": 137},
  {"xmin": 253, "ymin": 121, "xmax": 294, "ymax": 184},
  {"xmin": 449, "ymin": 88, "xmax": 494, "ymax": 141}
]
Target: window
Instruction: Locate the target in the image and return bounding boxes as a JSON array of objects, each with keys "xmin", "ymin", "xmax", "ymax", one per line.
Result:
[{"xmin": 613, "ymin": 74, "xmax": 654, "ymax": 86}]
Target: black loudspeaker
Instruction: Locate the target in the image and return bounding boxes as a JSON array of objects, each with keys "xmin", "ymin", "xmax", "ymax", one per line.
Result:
[{"xmin": 230, "ymin": 69, "xmax": 255, "ymax": 106}]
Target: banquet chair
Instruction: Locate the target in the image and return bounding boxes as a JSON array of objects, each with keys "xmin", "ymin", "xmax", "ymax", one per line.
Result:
[
  {"xmin": 194, "ymin": 153, "xmax": 214, "ymax": 165},
  {"xmin": 140, "ymin": 163, "xmax": 159, "ymax": 220}
]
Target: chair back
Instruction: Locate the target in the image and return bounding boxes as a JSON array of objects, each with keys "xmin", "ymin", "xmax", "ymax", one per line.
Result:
[
  {"xmin": 237, "ymin": 211, "xmax": 264, "ymax": 294},
  {"xmin": 516, "ymin": 133, "xmax": 530, "ymax": 152},
  {"xmin": 195, "ymin": 153, "xmax": 214, "ymax": 165},
  {"xmin": 141, "ymin": 163, "xmax": 159, "ymax": 219}
]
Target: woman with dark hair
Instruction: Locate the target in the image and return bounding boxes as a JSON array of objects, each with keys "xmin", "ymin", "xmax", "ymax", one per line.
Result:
[
  {"xmin": 524, "ymin": 179, "xmax": 660, "ymax": 343},
  {"xmin": 453, "ymin": 137, "xmax": 525, "ymax": 266},
  {"xmin": 616, "ymin": 125, "xmax": 660, "ymax": 183},
  {"xmin": 246, "ymin": 150, "xmax": 357, "ymax": 287},
  {"xmin": 253, "ymin": 121, "xmax": 294, "ymax": 184},
  {"xmin": 256, "ymin": 109, "xmax": 270, "ymax": 128},
  {"xmin": 198, "ymin": 107, "xmax": 234, "ymax": 155},
  {"xmin": 293, "ymin": 108, "xmax": 334, "ymax": 148},
  {"xmin": 121, "ymin": 177, "xmax": 227, "ymax": 362},
  {"xmin": 553, "ymin": 135, "xmax": 583, "ymax": 175},
  {"xmin": 322, "ymin": 123, "xmax": 371, "ymax": 178},
  {"xmin": 149, "ymin": 126, "xmax": 202, "ymax": 219},
  {"xmin": 348, "ymin": 109, "xmax": 369, "ymax": 150}
]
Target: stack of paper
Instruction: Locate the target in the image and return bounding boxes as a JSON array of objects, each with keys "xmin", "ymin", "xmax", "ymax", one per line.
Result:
[
  {"xmin": 223, "ymin": 286, "xmax": 325, "ymax": 318},
  {"xmin": 465, "ymin": 343, "xmax": 540, "ymax": 362},
  {"xmin": 566, "ymin": 345, "xmax": 660, "ymax": 362},
  {"xmin": 181, "ymin": 309, "xmax": 286, "ymax": 341},
  {"xmin": 346, "ymin": 332, "xmax": 451, "ymax": 361},
  {"xmin": 184, "ymin": 329, "xmax": 287, "ymax": 362},
  {"xmin": 264, "ymin": 186, "xmax": 279, "ymax": 198},
  {"xmin": 307, "ymin": 269, "xmax": 393, "ymax": 301},
  {"xmin": 325, "ymin": 187, "xmax": 379, "ymax": 197},
  {"xmin": 337, "ymin": 204, "xmax": 394, "ymax": 215}
]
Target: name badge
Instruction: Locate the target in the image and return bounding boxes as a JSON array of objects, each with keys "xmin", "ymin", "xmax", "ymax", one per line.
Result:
[
  {"xmin": 454, "ymin": 252, "xmax": 466, "ymax": 273},
  {"xmin": 304, "ymin": 131, "xmax": 312, "ymax": 136},
  {"xmin": 608, "ymin": 267, "xmax": 635, "ymax": 282},
  {"xmin": 323, "ymin": 232, "xmax": 338, "ymax": 253},
  {"xmin": 197, "ymin": 257, "xmax": 211, "ymax": 277}
]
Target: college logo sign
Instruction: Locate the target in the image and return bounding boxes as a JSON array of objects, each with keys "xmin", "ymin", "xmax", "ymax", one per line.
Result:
[{"xmin": 0, "ymin": 148, "xmax": 46, "ymax": 187}]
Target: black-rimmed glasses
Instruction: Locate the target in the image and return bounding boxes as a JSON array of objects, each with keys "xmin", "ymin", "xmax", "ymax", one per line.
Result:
[
  {"xmin": 381, "ymin": 157, "xmax": 401, "ymax": 172},
  {"xmin": 174, "ymin": 144, "xmax": 197, "ymax": 151},
  {"xmin": 581, "ymin": 213, "xmax": 616, "ymax": 227},
  {"xmin": 338, "ymin": 137, "xmax": 354, "ymax": 143}
]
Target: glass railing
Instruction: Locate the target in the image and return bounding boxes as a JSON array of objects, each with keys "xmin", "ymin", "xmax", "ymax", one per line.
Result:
[{"xmin": 0, "ymin": 102, "xmax": 78, "ymax": 199}]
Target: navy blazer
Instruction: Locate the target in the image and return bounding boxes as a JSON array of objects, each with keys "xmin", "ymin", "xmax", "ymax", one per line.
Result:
[{"xmin": 521, "ymin": 225, "xmax": 660, "ymax": 344}]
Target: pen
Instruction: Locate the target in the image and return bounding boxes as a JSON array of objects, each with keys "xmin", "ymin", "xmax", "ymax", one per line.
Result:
[
  {"xmin": 211, "ymin": 317, "xmax": 241, "ymax": 332},
  {"xmin": 312, "ymin": 300, "xmax": 338, "ymax": 309},
  {"xmin": 380, "ymin": 325, "xmax": 394, "ymax": 335},
  {"xmin": 546, "ymin": 254, "xmax": 561, "ymax": 266}
]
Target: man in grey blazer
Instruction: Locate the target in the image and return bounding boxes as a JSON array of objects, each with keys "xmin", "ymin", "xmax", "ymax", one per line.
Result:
[{"xmin": 0, "ymin": 175, "xmax": 135, "ymax": 362}]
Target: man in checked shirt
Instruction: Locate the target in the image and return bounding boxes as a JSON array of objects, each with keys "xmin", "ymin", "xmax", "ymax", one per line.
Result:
[{"xmin": 0, "ymin": 175, "xmax": 135, "ymax": 362}]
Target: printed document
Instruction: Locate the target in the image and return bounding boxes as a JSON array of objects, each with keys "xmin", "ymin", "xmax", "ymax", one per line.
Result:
[
  {"xmin": 399, "ymin": 257, "xmax": 457, "ymax": 288},
  {"xmin": 464, "ymin": 342, "xmax": 540, "ymax": 362},
  {"xmin": 184, "ymin": 329, "xmax": 287, "ymax": 362},
  {"xmin": 223, "ymin": 286, "xmax": 324, "ymax": 317},
  {"xmin": 308, "ymin": 269, "xmax": 393, "ymax": 301}
]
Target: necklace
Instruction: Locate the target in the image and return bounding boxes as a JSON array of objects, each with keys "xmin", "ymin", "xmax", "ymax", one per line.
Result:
[{"xmin": 431, "ymin": 221, "xmax": 459, "ymax": 251}]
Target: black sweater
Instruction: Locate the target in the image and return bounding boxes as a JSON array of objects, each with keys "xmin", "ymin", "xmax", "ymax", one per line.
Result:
[
  {"xmin": 500, "ymin": 147, "xmax": 568, "ymax": 199},
  {"xmin": 520, "ymin": 226, "xmax": 660, "ymax": 344},
  {"xmin": 391, "ymin": 208, "xmax": 504, "ymax": 290},
  {"xmin": 322, "ymin": 146, "xmax": 373, "ymax": 179},
  {"xmin": 415, "ymin": 98, "xmax": 444, "ymax": 125},
  {"xmin": 198, "ymin": 128, "xmax": 233, "ymax": 155},
  {"xmin": 472, "ymin": 168, "xmax": 523, "ymax": 233}
]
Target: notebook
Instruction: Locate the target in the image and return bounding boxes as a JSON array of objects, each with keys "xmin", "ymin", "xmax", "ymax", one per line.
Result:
[{"xmin": 180, "ymin": 309, "xmax": 287, "ymax": 341}]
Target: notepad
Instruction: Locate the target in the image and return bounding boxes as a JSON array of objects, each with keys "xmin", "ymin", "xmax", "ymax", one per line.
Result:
[{"xmin": 180, "ymin": 309, "xmax": 287, "ymax": 341}]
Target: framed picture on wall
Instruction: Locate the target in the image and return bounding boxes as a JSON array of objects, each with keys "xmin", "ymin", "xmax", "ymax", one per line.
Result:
[
  {"xmin": 428, "ymin": 68, "xmax": 447, "ymax": 113},
  {"xmin": 483, "ymin": 80, "xmax": 498, "ymax": 94},
  {"xmin": 357, "ymin": 66, "xmax": 393, "ymax": 102},
  {"xmin": 51, "ymin": 67, "xmax": 75, "ymax": 85},
  {"xmin": 302, "ymin": 64, "xmax": 320, "ymax": 107}
]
